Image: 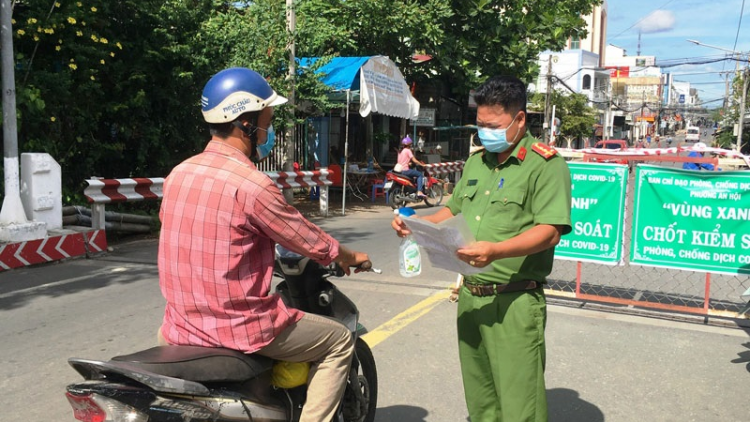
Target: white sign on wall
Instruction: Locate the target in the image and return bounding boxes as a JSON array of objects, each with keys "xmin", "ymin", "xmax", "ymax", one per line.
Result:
[{"xmin": 410, "ymin": 108, "xmax": 436, "ymax": 127}]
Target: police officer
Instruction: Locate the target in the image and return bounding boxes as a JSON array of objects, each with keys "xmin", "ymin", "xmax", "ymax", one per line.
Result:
[{"xmin": 392, "ymin": 75, "xmax": 572, "ymax": 421}]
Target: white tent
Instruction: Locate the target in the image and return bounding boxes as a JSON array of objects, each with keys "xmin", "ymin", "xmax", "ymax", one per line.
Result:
[{"xmin": 301, "ymin": 56, "xmax": 420, "ymax": 213}]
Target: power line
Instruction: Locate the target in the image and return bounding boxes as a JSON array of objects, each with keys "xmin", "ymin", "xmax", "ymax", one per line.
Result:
[
  {"xmin": 608, "ymin": 0, "xmax": 677, "ymax": 41},
  {"xmin": 731, "ymin": 0, "xmax": 746, "ymax": 59},
  {"xmin": 685, "ymin": 81, "xmax": 728, "ymax": 85}
]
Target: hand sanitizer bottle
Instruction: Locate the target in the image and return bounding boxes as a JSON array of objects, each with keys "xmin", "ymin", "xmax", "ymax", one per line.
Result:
[{"xmin": 395, "ymin": 207, "xmax": 421, "ymax": 277}]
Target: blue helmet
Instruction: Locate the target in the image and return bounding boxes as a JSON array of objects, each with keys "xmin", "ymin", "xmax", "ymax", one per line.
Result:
[{"xmin": 201, "ymin": 67, "xmax": 288, "ymax": 123}]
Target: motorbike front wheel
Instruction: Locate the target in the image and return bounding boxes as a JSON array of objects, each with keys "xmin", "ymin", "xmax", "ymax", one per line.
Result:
[
  {"xmin": 423, "ymin": 183, "xmax": 444, "ymax": 207},
  {"xmin": 342, "ymin": 338, "xmax": 378, "ymax": 422}
]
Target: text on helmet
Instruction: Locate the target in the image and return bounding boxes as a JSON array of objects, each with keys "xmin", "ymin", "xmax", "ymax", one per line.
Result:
[{"xmin": 223, "ymin": 98, "xmax": 253, "ymax": 115}]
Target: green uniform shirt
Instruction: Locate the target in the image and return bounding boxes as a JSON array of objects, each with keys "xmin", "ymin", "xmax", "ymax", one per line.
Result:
[{"xmin": 446, "ymin": 132, "xmax": 572, "ymax": 285}]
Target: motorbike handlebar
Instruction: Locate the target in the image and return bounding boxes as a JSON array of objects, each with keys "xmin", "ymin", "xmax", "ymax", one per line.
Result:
[{"xmin": 332, "ymin": 260, "xmax": 381, "ymax": 276}]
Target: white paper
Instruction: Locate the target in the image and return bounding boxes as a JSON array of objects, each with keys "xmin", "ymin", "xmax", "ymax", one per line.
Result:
[{"xmin": 401, "ymin": 215, "xmax": 487, "ymax": 275}]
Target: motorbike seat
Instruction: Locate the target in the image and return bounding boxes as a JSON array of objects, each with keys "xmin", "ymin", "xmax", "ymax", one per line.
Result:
[
  {"xmin": 388, "ymin": 170, "xmax": 416, "ymax": 183},
  {"xmin": 112, "ymin": 345, "xmax": 274, "ymax": 383}
]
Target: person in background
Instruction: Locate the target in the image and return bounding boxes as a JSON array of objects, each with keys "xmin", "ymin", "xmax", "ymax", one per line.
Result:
[
  {"xmin": 392, "ymin": 75, "xmax": 572, "ymax": 421},
  {"xmin": 395, "ymin": 134, "xmax": 427, "ymax": 196},
  {"xmin": 330, "ymin": 145, "xmax": 343, "ymax": 166},
  {"xmin": 158, "ymin": 67, "xmax": 370, "ymax": 422},
  {"xmin": 682, "ymin": 142, "xmax": 715, "ymax": 171}
]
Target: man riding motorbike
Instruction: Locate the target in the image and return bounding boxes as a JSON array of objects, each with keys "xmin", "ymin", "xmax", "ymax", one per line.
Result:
[{"xmin": 157, "ymin": 67, "xmax": 370, "ymax": 422}]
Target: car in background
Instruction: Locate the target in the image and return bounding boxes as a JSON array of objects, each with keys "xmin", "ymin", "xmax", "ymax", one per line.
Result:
[
  {"xmin": 686, "ymin": 126, "xmax": 701, "ymax": 142},
  {"xmin": 591, "ymin": 139, "xmax": 630, "ymax": 167},
  {"xmin": 594, "ymin": 139, "xmax": 628, "ymax": 150}
]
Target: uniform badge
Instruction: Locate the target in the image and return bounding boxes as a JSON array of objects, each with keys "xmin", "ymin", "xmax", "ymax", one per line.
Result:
[
  {"xmin": 517, "ymin": 147, "xmax": 527, "ymax": 161},
  {"xmin": 531, "ymin": 142, "xmax": 558, "ymax": 160}
]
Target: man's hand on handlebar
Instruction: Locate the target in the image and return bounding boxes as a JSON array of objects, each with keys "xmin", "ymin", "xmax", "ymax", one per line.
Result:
[{"xmin": 335, "ymin": 246, "xmax": 371, "ymax": 275}]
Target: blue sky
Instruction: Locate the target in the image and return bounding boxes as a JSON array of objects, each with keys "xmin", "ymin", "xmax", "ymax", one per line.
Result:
[{"xmin": 607, "ymin": 0, "xmax": 750, "ymax": 108}]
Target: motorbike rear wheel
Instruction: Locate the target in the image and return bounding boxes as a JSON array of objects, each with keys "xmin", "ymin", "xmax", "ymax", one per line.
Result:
[
  {"xmin": 423, "ymin": 183, "xmax": 444, "ymax": 207},
  {"xmin": 342, "ymin": 338, "xmax": 378, "ymax": 422},
  {"xmin": 389, "ymin": 186, "xmax": 405, "ymax": 210}
]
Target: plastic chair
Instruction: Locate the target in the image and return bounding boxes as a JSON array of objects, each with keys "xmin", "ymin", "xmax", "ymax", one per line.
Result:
[{"xmin": 371, "ymin": 178, "xmax": 386, "ymax": 203}]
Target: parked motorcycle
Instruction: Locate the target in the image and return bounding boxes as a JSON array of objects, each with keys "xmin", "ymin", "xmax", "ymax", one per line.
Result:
[
  {"xmin": 64, "ymin": 245, "xmax": 378, "ymax": 422},
  {"xmin": 385, "ymin": 166, "xmax": 444, "ymax": 209}
]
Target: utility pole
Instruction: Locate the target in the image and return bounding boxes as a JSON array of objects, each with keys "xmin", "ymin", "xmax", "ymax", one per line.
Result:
[
  {"xmin": 544, "ymin": 55, "xmax": 552, "ymax": 143},
  {"xmin": 0, "ymin": 0, "xmax": 25, "ymax": 226},
  {"xmin": 283, "ymin": 0, "xmax": 296, "ymax": 203},
  {"xmin": 656, "ymin": 79, "xmax": 662, "ymax": 136},
  {"xmin": 0, "ymin": 0, "xmax": 46, "ymax": 241},
  {"xmin": 737, "ymin": 68, "xmax": 748, "ymax": 153}
]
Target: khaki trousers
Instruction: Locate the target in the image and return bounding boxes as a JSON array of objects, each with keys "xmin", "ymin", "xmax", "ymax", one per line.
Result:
[{"xmin": 257, "ymin": 313, "xmax": 355, "ymax": 422}]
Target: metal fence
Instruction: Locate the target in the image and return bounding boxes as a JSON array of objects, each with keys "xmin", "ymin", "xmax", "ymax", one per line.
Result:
[
  {"xmin": 255, "ymin": 124, "xmax": 309, "ymax": 173},
  {"xmin": 548, "ymin": 173, "xmax": 750, "ymax": 319}
]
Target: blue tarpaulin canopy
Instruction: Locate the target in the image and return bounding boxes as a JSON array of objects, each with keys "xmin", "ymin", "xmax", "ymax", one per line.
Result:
[
  {"xmin": 299, "ymin": 56, "xmax": 369, "ymax": 91},
  {"xmin": 299, "ymin": 56, "xmax": 419, "ymax": 119}
]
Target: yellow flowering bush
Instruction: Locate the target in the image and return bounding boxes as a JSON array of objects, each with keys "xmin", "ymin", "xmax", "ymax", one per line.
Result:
[
  {"xmin": 10, "ymin": 0, "xmax": 216, "ymax": 202},
  {"xmin": 12, "ymin": 1, "xmax": 124, "ymax": 83}
]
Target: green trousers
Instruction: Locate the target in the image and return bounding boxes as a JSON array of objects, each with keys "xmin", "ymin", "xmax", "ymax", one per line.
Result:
[{"xmin": 457, "ymin": 286, "xmax": 547, "ymax": 422}]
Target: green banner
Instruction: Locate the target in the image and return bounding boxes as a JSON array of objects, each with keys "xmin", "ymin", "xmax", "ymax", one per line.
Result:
[
  {"xmin": 631, "ymin": 165, "xmax": 750, "ymax": 275},
  {"xmin": 555, "ymin": 162, "xmax": 628, "ymax": 264}
]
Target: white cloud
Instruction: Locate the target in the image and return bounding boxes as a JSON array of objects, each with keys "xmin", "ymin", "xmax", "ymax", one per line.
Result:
[{"xmin": 636, "ymin": 10, "xmax": 676, "ymax": 34}]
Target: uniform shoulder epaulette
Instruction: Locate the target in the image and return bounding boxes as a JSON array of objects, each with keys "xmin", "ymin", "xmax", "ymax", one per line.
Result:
[{"xmin": 531, "ymin": 142, "xmax": 558, "ymax": 160}]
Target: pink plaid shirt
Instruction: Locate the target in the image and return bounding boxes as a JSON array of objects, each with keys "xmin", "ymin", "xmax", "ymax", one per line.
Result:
[{"xmin": 158, "ymin": 140, "xmax": 340, "ymax": 353}]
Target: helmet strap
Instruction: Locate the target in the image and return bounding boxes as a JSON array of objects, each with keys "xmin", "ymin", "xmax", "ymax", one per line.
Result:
[{"xmin": 232, "ymin": 120, "xmax": 260, "ymax": 161}]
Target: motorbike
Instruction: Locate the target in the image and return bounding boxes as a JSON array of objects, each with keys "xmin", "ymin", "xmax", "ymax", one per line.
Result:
[
  {"xmin": 64, "ymin": 245, "xmax": 378, "ymax": 422},
  {"xmin": 385, "ymin": 165, "xmax": 445, "ymax": 209}
]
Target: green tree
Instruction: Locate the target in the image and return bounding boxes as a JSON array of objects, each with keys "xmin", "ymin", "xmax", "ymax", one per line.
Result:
[
  {"xmin": 530, "ymin": 89, "xmax": 597, "ymax": 145},
  {"xmin": 5, "ymin": 0, "xmax": 600, "ymax": 201},
  {"xmin": 8, "ymin": 0, "xmax": 216, "ymax": 201},
  {"xmin": 713, "ymin": 74, "xmax": 750, "ymax": 152},
  {"xmin": 428, "ymin": 0, "xmax": 600, "ymax": 99}
]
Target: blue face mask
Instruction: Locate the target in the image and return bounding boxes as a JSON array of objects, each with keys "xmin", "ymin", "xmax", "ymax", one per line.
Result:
[
  {"xmin": 257, "ymin": 124, "xmax": 275, "ymax": 160},
  {"xmin": 477, "ymin": 114, "xmax": 519, "ymax": 153}
]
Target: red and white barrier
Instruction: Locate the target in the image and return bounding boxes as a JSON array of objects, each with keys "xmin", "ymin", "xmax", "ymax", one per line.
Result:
[
  {"xmin": 84, "ymin": 177, "xmax": 164, "ymax": 204},
  {"xmin": 84, "ymin": 178, "xmax": 164, "ymax": 231},
  {"xmin": 264, "ymin": 169, "xmax": 332, "ymax": 189},
  {"xmin": 423, "ymin": 161, "xmax": 465, "ymax": 179},
  {"xmin": 0, "ymin": 229, "xmax": 105, "ymax": 272},
  {"xmin": 84, "ymin": 170, "xmax": 334, "ymax": 229},
  {"xmin": 564, "ymin": 146, "xmax": 750, "ymax": 167},
  {"xmin": 264, "ymin": 169, "xmax": 332, "ymax": 216}
]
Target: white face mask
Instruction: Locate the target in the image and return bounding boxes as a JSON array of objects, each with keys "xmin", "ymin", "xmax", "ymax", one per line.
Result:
[{"xmin": 477, "ymin": 113, "xmax": 520, "ymax": 153}]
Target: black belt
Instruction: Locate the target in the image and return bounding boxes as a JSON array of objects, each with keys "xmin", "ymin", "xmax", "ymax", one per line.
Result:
[{"xmin": 464, "ymin": 280, "xmax": 540, "ymax": 297}]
